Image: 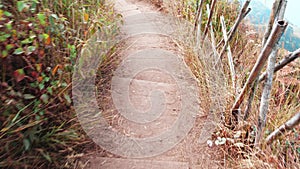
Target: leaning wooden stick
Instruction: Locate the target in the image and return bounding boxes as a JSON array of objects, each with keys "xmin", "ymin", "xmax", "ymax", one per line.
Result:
[
  {"xmin": 218, "ymin": 0, "xmax": 251, "ymax": 59},
  {"xmin": 266, "ymin": 112, "xmax": 300, "ymax": 145},
  {"xmin": 259, "ymin": 48, "xmax": 300, "ymax": 82},
  {"xmin": 244, "ymin": 0, "xmax": 287, "ymax": 120},
  {"xmin": 220, "ymin": 15, "xmax": 236, "ymax": 91},
  {"xmin": 231, "ymin": 20, "xmax": 288, "ymax": 113},
  {"xmin": 255, "ymin": 48, "xmax": 278, "ymax": 147},
  {"xmin": 216, "ymin": 3, "xmax": 251, "ymax": 50},
  {"xmin": 262, "ymin": 0, "xmax": 287, "ymax": 46},
  {"xmin": 194, "ymin": 0, "xmax": 205, "ymax": 32},
  {"xmin": 201, "ymin": 0, "xmax": 217, "ymax": 43}
]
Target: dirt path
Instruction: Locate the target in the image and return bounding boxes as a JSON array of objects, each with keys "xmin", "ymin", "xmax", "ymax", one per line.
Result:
[{"xmin": 83, "ymin": 0, "xmax": 221, "ymax": 168}]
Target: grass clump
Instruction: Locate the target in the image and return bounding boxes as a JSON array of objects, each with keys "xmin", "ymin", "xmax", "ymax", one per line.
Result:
[{"xmin": 148, "ymin": 0, "xmax": 300, "ymax": 168}]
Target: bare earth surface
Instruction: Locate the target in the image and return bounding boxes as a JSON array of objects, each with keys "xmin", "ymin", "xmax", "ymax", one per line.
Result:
[{"xmin": 84, "ymin": 0, "xmax": 221, "ymax": 168}]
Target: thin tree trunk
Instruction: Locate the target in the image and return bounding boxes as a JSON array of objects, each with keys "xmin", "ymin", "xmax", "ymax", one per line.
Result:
[
  {"xmin": 266, "ymin": 112, "xmax": 300, "ymax": 145},
  {"xmin": 254, "ymin": 49, "xmax": 278, "ymax": 147},
  {"xmin": 231, "ymin": 20, "xmax": 287, "ymax": 113}
]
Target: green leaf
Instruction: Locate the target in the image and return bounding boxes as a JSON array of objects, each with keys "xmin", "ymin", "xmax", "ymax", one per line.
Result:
[
  {"xmin": 3, "ymin": 11, "xmax": 12, "ymax": 17},
  {"xmin": 37, "ymin": 13, "xmax": 46, "ymax": 25},
  {"xmin": 24, "ymin": 94, "xmax": 35, "ymax": 99},
  {"xmin": 13, "ymin": 48, "xmax": 24, "ymax": 55},
  {"xmin": 43, "ymin": 33, "xmax": 49, "ymax": 39},
  {"xmin": 17, "ymin": 1, "xmax": 26, "ymax": 12},
  {"xmin": 23, "ymin": 139, "xmax": 30, "ymax": 151},
  {"xmin": 21, "ymin": 38, "xmax": 32, "ymax": 45},
  {"xmin": 47, "ymin": 87, "xmax": 53, "ymax": 95},
  {"xmin": 44, "ymin": 77, "xmax": 50, "ymax": 82},
  {"xmin": 0, "ymin": 34, "xmax": 11, "ymax": 42},
  {"xmin": 2, "ymin": 50, "xmax": 8, "ymax": 58},
  {"xmin": 40, "ymin": 94, "xmax": 49, "ymax": 103},
  {"xmin": 39, "ymin": 111, "xmax": 45, "ymax": 116},
  {"xmin": 6, "ymin": 44, "xmax": 14, "ymax": 51},
  {"xmin": 61, "ymin": 82, "xmax": 68, "ymax": 87},
  {"xmin": 38, "ymin": 83, "xmax": 44, "ymax": 90},
  {"xmin": 30, "ymin": 34, "xmax": 36, "ymax": 39},
  {"xmin": 40, "ymin": 151, "xmax": 52, "ymax": 162},
  {"xmin": 39, "ymin": 33, "xmax": 49, "ymax": 41},
  {"xmin": 5, "ymin": 22, "xmax": 12, "ymax": 30},
  {"xmin": 35, "ymin": 115, "xmax": 40, "ymax": 120},
  {"xmin": 27, "ymin": 46, "xmax": 36, "ymax": 55},
  {"xmin": 63, "ymin": 93, "xmax": 71, "ymax": 105}
]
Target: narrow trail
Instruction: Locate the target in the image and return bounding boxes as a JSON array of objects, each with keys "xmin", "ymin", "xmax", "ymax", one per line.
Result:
[{"xmin": 84, "ymin": 0, "xmax": 221, "ymax": 168}]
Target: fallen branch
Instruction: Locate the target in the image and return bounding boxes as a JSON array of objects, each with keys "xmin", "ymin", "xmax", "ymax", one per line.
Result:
[
  {"xmin": 259, "ymin": 48, "xmax": 300, "ymax": 82},
  {"xmin": 266, "ymin": 112, "xmax": 300, "ymax": 145},
  {"xmin": 231, "ymin": 20, "xmax": 287, "ymax": 113}
]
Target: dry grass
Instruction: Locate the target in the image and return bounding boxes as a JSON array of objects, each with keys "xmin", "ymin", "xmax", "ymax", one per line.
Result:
[{"xmin": 144, "ymin": 0, "xmax": 300, "ymax": 168}]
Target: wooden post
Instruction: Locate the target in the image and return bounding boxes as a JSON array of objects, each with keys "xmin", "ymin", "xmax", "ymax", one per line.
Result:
[
  {"xmin": 254, "ymin": 48, "xmax": 278, "ymax": 147},
  {"xmin": 231, "ymin": 20, "xmax": 287, "ymax": 114}
]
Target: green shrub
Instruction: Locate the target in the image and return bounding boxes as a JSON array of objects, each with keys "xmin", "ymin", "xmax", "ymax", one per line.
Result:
[{"xmin": 0, "ymin": 0, "xmax": 119, "ymax": 168}]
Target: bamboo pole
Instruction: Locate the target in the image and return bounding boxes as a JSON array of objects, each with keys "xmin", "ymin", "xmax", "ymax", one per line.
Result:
[
  {"xmin": 259, "ymin": 48, "xmax": 300, "ymax": 82},
  {"xmin": 215, "ymin": 7, "xmax": 251, "ymax": 50},
  {"xmin": 194, "ymin": 0, "xmax": 204, "ymax": 32},
  {"xmin": 220, "ymin": 15, "xmax": 236, "ymax": 92},
  {"xmin": 207, "ymin": 4, "xmax": 219, "ymax": 58},
  {"xmin": 266, "ymin": 112, "xmax": 300, "ymax": 145},
  {"xmin": 201, "ymin": 0, "xmax": 217, "ymax": 44},
  {"xmin": 244, "ymin": 0, "xmax": 287, "ymax": 118},
  {"xmin": 195, "ymin": 0, "xmax": 205, "ymax": 47},
  {"xmin": 218, "ymin": 0, "xmax": 251, "ymax": 59},
  {"xmin": 231, "ymin": 20, "xmax": 287, "ymax": 112},
  {"xmin": 262, "ymin": 0, "xmax": 287, "ymax": 46},
  {"xmin": 254, "ymin": 48, "xmax": 278, "ymax": 147}
]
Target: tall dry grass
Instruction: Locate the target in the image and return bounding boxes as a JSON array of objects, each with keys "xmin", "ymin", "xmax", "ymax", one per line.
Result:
[{"xmin": 146, "ymin": 0, "xmax": 300, "ymax": 168}]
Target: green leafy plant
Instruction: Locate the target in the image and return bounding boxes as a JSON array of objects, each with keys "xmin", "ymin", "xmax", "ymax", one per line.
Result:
[{"xmin": 0, "ymin": 0, "xmax": 120, "ymax": 168}]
